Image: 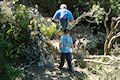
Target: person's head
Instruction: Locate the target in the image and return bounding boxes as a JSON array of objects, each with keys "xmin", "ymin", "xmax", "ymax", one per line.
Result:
[
  {"xmin": 64, "ymin": 28, "xmax": 70, "ymax": 35},
  {"xmin": 60, "ymin": 4, "xmax": 67, "ymax": 9}
]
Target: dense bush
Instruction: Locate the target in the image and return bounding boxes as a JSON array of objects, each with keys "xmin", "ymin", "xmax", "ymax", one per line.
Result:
[
  {"xmin": 19, "ymin": 0, "xmax": 58, "ymax": 15},
  {"xmin": 0, "ymin": 3, "xmax": 31, "ymax": 59},
  {"xmin": 37, "ymin": 0, "xmax": 58, "ymax": 15},
  {"xmin": 0, "ymin": 0, "xmax": 57, "ymax": 59},
  {"xmin": 0, "ymin": 1, "xmax": 31, "ymax": 79},
  {"xmin": 29, "ymin": 8, "xmax": 57, "ymax": 39},
  {"xmin": 0, "ymin": 1, "xmax": 57, "ymax": 78},
  {"xmin": 0, "ymin": 64, "xmax": 22, "ymax": 80}
]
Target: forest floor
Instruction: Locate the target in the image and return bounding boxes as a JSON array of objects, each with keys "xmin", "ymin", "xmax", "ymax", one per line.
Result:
[
  {"xmin": 20, "ymin": 20, "xmax": 97, "ymax": 80},
  {"xmin": 21, "ymin": 39, "xmax": 89, "ymax": 80},
  {"xmin": 19, "ymin": 8, "xmax": 100, "ymax": 79},
  {"xmin": 22, "ymin": 62, "xmax": 88, "ymax": 80}
]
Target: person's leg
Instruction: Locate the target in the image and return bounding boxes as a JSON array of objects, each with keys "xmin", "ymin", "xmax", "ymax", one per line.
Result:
[
  {"xmin": 66, "ymin": 53, "xmax": 72, "ymax": 71},
  {"xmin": 66, "ymin": 22, "xmax": 71, "ymax": 30},
  {"xmin": 61, "ymin": 22, "xmax": 70, "ymax": 30},
  {"xmin": 59, "ymin": 53, "xmax": 65, "ymax": 69}
]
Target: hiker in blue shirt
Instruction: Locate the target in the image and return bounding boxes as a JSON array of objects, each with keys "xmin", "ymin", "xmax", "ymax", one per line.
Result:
[
  {"xmin": 52, "ymin": 4, "xmax": 74, "ymax": 40},
  {"xmin": 59, "ymin": 29, "xmax": 74, "ymax": 71}
]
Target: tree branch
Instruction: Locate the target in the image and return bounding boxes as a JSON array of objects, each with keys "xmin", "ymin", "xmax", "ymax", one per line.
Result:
[
  {"xmin": 113, "ymin": 20, "xmax": 120, "ymax": 33},
  {"xmin": 108, "ymin": 32, "xmax": 120, "ymax": 48},
  {"xmin": 85, "ymin": 18, "xmax": 96, "ymax": 23},
  {"xmin": 88, "ymin": 55, "xmax": 114, "ymax": 60},
  {"xmin": 84, "ymin": 59, "xmax": 113, "ymax": 65},
  {"xmin": 70, "ymin": 11, "xmax": 95, "ymax": 30},
  {"xmin": 83, "ymin": 55, "xmax": 120, "ymax": 66},
  {"xmin": 104, "ymin": 8, "xmax": 111, "ymax": 35}
]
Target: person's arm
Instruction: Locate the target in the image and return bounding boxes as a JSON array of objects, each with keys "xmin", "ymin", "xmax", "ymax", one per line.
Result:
[
  {"xmin": 52, "ymin": 10, "xmax": 60, "ymax": 22},
  {"xmin": 69, "ymin": 12, "xmax": 74, "ymax": 27},
  {"xmin": 52, "ymin": 17, "xmax": 59, "ymax": 22},
  {"xmin": 69, "ymin": 37, "xmax": 74, "ymax": 53},
  {"xmin": 59, "ymin": 41, "xmax": 62, "ymax": 52},
  {"xmin": 69, "ymin": 19, "xmax": 74, "ymax": 27},
  {"xmin": 70, "ymin": 19, "xmax": 74, "ymax": 24},
  {"xmin": 71, "ymin": 44, "xmax": 74, "ymax": 53}
]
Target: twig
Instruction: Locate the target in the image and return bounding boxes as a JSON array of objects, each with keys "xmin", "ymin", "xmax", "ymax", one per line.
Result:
[{"xmin": 89, "ymin": 66, "xmax": 103, "ymax": 74}]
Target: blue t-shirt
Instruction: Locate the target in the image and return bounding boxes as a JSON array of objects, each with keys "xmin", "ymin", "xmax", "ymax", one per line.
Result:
[
  {"xmin": 60, "ymin": 35, "xmax": 73, "ymax": 53},
  {"xmin": 53, "ymin": 9, "xmax": 74, "ymax": 23}
]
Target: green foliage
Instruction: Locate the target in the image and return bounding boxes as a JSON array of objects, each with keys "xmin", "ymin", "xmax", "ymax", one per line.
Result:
[
  {"xmin": 109, "ymin": 43, "xmax": 120, "ymax": 56},
  {"xmin": 0, "ymin": 64, "xmax": 22, "ymax": 80},
  {"xmin": 40, "ymin": 19, "xmax": 57, "ymax": 39},
  {"xmin": 88, "ymin": 57, "xmax": 120, "ymax": 80},
  {"xmin": 29, "ymin": 10, "xmax": 57, "ymax": 39},
  {"xmin": 0, "ymin": 1, "xmax": 31, "ymax": 79},
  {"xmin": 20, "ymin": 0, "xmax": 58, "ymax": 15},
  {"xmin": 0, "ymin": 3, "xmax": 31, "ymax": 59},
  {"xmin": 90, "ymin": 4, "xmax": 105, "ymax": 25},
  {"xmin": 73, "ymin": 8, "xmax": 79, "ymax": 18},
  {"xmin": 39, "ymin": 0, "xmax": 58, "ymax": 15},
  {"xmin": 12, "ymin": 0, "xmax": 19, "ymax": 4},
  {"xmin": 0, "ymin": 52, "xmax": 5, "ymax": 75},
  {"xmin": 0, "ymin": 49, "xmax": 22, "ymax": 80}
]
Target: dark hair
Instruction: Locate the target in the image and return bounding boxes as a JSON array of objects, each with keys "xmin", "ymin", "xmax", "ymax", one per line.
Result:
[{"xmin": 64, "ymin": 29, "xmax": 70, "ymax": 34}]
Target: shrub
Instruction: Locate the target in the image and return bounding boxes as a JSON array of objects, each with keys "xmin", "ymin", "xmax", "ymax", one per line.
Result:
[
  {"xmin": 40, "ymin": 18, "xmax": 57, "ymax": 39},
  {"xmin": 0, "ymin": 2, "xmax": 31, "ymax": 59},
  {"xmin": 0, "ymin": 64, "xmax": 22, "ymax": 80}
]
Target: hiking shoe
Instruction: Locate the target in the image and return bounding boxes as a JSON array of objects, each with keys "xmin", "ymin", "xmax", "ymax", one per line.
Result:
[
  {"xmin": 68, "ymin": 69, "xmax": 74, "ymax": 72},
  {"xmin": 58, "ymin": 66, "xmax": 62, "ymax": 70}
]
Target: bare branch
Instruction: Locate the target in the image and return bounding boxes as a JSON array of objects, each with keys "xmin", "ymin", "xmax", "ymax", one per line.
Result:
[
  {"xmin": 113, "ymin": 20, "xmax": 120, "ymax": 32},
  {"xmin": 108, "ymin": 32, "xmax": 120, "ymax": 48},
  {"xmin": 89, "ymin": 66, "xmax": 103, "ymax": 74},
  {"xmin": 104, "ymin": 16, "xmax": 120, "ymax": 55},
  {"xmin": 84, "ymin": 59, "xmax": 113, "ymax": 65},
  {"xmin": 85, "ymin": 18, "xmax": 96, "ymax": 23},
  {"xmin": 83, "ymin": 55, "xmax": 120, "ymax": 66},
  {"xmin": 104, "ymin": 8, "xmax": 111, "ymax": 35},
  {"xmin": 116, "ymin": 17, "xmax": 120, "ymax": 21},
  {"xmin": 110, "ymin": 19, "xmax": 115, "ymax": 32},
  {"xmin": 70, "ymin": 11, "xmax": 95, "ymax": 30},
  {"xmin": 107, "ymin": 8, "xmax": 111, "ymax": 15},
  {"xmin": 88, "ymin": 55, "xmax": 114, "ymax": 60}
]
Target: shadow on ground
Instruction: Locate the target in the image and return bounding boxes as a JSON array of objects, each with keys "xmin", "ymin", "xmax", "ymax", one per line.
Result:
[{"xmin": 22, "ymin": 64, "xmax": 87, "ymax": 80}]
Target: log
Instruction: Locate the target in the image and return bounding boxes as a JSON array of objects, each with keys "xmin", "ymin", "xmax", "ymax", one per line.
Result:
[
  {"xmin": 83, "ymin": 55, "xmax": 120, "ymax": 65},
  {"xmin": 88, "ymin": 55, "xmax": 114, "ymax": 60},
  {"xmin": 84, "ymin": 59, "xmax": 113, "ymax": 65}
]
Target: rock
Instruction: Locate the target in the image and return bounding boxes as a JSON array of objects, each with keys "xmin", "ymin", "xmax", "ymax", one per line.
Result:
[
  {"xmin": 40, "ymin": 55, "xmax": 45, "ymax": 61},
  {"xmin": 45, "ymin": 62, "xmax": 54, "ymax": 67},
  {"xmin": 38, "ymin": 62, "xmax": 45, "ymax": 67},
  {"xmin": 74, "ymin": 38, "xmax": 90, "ymax": 50}
]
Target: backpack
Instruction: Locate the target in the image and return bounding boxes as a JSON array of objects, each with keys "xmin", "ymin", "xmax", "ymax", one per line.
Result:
[{"xmin": 60, "ymin": 9, "xmax": 68, "ymax": 21}]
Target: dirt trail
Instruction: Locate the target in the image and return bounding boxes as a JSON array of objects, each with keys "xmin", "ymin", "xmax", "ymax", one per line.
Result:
[
  {"xmin": 22, "ymin": 64, "xmax": 87, "ymax": 80},
  {"xmin": 21, "ymin": 39, "xmax": 89, "ymax": 80}
]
